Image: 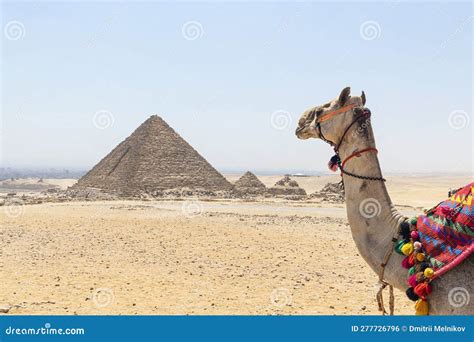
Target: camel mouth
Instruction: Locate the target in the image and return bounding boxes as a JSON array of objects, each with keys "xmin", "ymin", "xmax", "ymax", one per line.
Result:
[
  {"xmin": 295, "ymin": 126, "xmax": 304, "ymax": 139},
  {"xmin": 295, "ymin": 126, "xmax": 303, "ymax": 136},
  {"xmin": 295, "ymin": 125, "xmax": 311, "ymax": 140}
]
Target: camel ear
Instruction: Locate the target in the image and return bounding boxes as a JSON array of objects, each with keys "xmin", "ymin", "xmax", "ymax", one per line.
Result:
[
  {"xmin": 361, "ymin": 91, "xmax": 366, "ymax": 105},
  {"xmin": 338, "ymin": 87, "xmax": 351, "ymax": 106}
]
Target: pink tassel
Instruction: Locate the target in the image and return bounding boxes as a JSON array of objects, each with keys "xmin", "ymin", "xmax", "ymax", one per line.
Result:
[
  {"xmin": 411, "ymin": 231, "xmax": 419, "ymax": 241},
  {"xmin": 401, "ymin": 257, "xmax": 411, "ymax": 269},
  {"xmin": 408, "ymin": 274, "xmax": 418, "ymax": 287}
]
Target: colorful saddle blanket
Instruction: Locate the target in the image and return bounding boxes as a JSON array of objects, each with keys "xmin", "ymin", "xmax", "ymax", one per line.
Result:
[{"xmin": 416, "ymin": 182, "xmax": 474, "ymax": 278}]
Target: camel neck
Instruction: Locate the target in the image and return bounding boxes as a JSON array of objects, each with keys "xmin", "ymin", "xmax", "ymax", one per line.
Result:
[{"xmin": 336, "ymin": 118, "xmax": 407, "ymax": 287}]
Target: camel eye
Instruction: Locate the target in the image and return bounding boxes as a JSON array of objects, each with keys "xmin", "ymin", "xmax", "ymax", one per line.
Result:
[{"xmin": 323, "ymin": 103, "xmax": 331, "ymax": 108}]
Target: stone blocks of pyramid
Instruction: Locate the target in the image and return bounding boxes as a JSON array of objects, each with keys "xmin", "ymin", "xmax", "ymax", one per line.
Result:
[
  {"xmin": 76, "ymin": 115, "xmax": 232, "ymax": 194},
  {"xmin": 268, "ymin": 176, "xmax": 306, "ymax": 196},
  {"xmin": 233, "ymin": 171, "xmax": 267, "ymax": 195}
]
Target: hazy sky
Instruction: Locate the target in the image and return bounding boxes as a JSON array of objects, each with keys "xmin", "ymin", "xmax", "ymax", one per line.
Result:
[{"xmin": 1, "ymin": 1, "xmax": 472, "ymax": 174}]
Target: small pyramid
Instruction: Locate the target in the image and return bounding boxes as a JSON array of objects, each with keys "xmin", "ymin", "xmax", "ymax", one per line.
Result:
[
  {"xmin": 269, "ymin": 176, "xmax": 306, "ymax": 196},
  {"xmin": 76, "ymin": 115, "xmax": 232, "ymax": 194},
  {"xmin": 275, "ymin": 176, "xmax": 300, "ymax": 188},
  {"xmin": 234, "ymin": 171, "xmax": 266, "ymax": 194},
  {"xmin": 309, "ymin": 182, "xmax": 345, "ymax": 203}
]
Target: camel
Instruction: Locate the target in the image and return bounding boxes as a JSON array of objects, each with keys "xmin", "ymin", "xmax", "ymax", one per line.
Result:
[{"xmin": 295, "ymin": 87, "xmax": 473, "ymax": 315}]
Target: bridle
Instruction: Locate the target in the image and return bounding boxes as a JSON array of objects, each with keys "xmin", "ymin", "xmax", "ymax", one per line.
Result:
[
  {"xmin": 316, "ymin": 102, "xmax": 394, "ymax": 315},
  {"xmin": 315, "ymin": 103, "xmax": 386, "ymax": 183}
]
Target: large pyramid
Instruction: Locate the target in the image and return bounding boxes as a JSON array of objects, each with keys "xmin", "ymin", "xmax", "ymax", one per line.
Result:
[{"xmin": 76, "ymin": 115, "xmax": 232, "ymax": 194}]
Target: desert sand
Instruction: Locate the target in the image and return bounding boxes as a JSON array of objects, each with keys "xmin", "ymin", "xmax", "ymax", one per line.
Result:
[{"xmin": 0, "ymin": 174, "xmax": 470, "ymax": 315}]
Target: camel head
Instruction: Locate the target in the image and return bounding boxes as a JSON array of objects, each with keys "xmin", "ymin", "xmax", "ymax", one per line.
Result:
[{"xmin": 295, "ymin": 87, "xmax": 366, "ymax": 142}]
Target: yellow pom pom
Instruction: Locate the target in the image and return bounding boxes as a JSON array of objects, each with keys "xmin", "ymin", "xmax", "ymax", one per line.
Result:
[
  {"xmin": 415, "ymin": 299, "xmax": 429, "ymax": 315},
  {"xmin": 416, "ymin": 253, "xmax": 425, "ymax": 262},
  {"xmin": 424, "ymin": 268, "xmax": 434, "ymax": 278},
  {"xmin": 401, "ymin": 242, "xmax": 414, "ymax": 256}
]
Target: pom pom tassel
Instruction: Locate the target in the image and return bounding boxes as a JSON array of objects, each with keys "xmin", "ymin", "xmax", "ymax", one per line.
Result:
[
  {"xmin": 400, "ymin": 221, "xmax": 411, "ymax": 241},
  {"xmin": 413, "ymin": 241, "xmax": 422, "ymax": 251},
  {"xmin": 408, "ymin": 274, "xmax": 418, "ymax": 288},
  {"xmin": 406, "ymin": 287, "xmax": 419, "ymax": 301},
  {"xmin": 401, "ymin": 254, "xmax": 415, "ymax": 269},
  {"xmin": 415, "ymin": 299, "xmax": 429, "ymax": 315},
  {"xmin": 328, "ymin": 155, "xmax": 340, "ymax": 172},
  {"xmin": 401, "ymin": 257, "xmax": 411, "ymax": 269},
  {"xmin": 401, "ymin": 242, "xmax": 414, "ymax": 256},
  {"xmin": 394, "ymin": 240, "xmax": 406, "ymax": 255},
  {"xmin": 424, "ymin": 268, "xmax": 434, "ymax": 278},
  {"xmin": 414, "ymin": 282, "xmax": 432, "ymax": 299}
]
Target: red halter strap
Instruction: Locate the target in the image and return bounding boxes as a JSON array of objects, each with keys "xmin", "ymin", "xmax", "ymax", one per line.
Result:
[
  {"xmin": 316, "ymin": 103, "xmax": 356, "ymax": 124},
  {"xmin": 341, "ymin": 147, "xmax": 379, "ymax": 169}
]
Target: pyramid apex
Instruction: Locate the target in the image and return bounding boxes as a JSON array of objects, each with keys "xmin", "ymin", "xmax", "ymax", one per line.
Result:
[
  {"xmin": 148, "ymin": 114, "xmax": 163, "ymax": 120},
  {"xmin": 142, "ymin": 115, "xmax": 167, "ymax": 126}
]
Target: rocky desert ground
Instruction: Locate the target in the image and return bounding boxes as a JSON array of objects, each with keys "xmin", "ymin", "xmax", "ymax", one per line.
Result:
[{"xmin": 0, "ymin": 174, "xmax": 470, "ymax": 315}]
